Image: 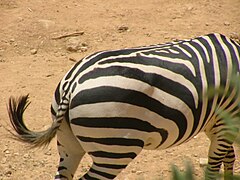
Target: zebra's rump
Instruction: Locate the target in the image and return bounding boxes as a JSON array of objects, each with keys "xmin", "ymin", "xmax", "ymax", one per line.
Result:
[{"xmin": 57, "ymin": 33, "xmax": 240, "ymax": 150}]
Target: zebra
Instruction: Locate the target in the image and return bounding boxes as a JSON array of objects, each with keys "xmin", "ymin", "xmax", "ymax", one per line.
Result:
[{"xmin": 8, "ymin": 33, "xmax": 240, "ymax": 179}]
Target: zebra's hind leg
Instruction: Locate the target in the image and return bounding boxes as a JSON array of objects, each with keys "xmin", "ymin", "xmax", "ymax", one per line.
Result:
[
  {"xmin": 77, "ymin": 138, "xmax": 144, "ymax": 180},
  {"xmin": 205, "ymin": 123, "xmax": 236, "ymax": 180},
  {"xmin": 55, "ymin": 118, "xmax": 86, "ymax": 180}
]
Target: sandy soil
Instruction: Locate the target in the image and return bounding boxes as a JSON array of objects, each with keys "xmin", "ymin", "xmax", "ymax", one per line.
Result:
[{"xmin": 0, "ymin": 0, "xmax": 239, "ymax": 179}]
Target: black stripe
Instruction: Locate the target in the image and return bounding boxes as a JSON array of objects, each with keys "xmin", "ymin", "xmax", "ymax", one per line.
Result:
[
  {"xmin": 209, "ymin": 156, "xmax": 224, "ymax": 161},
  {"xmin": 71, "ymin": 117, "xmax": 157, "ymax": 131},
  {"xmin": 71, "ymin": 86, "xmax": 186, "ymax": 144},
  {"xmin": 209, "ymin": 34, "xmax": 228, "ymax": 88},
  {"xmin": 58, "ymin": 166, "xmax": 67, "ymax": 171},
  {"xmin": 89, "ymin": 168, "xmax": 116, "ymax": 179},
  {"xmin": 77, "ymin": 136, "xmax": 144, "ymax": 147},
  {"xmin": 51, "ymin": 105, "xmax": 56, "ymax": 116},
  {"xmin": 213, "ymin": 152, "xmax": 226, "ymax": 156},
  {"xmin": 217, "ymin": 148, "xmax": 229, "ymax": 153},
  {"xmin": 65, "ymin": 60, "xmax": 82, "ymax": 80},
  {"xmin": 89, "ymin": 151, "xmax": 137, "ymax": 159},
  {"xmin": 57, "ymin": 140, "xmax": 63, "ymax": 146},
  {"xmin": 55, "ymin": 174, "xmax": 68, "ymax": 179},
  {"xmin": 83, "ymin": 173, "xmax": 99, "ymax": 180},
  {"xmin": 71, "ymin": 117, "xmax": 168, "ymax": 146},
  {"xmin": 93, "ymin": 162, "xmax": 127, "ymax": 169},
  {"xmin": 220, "ymin": 34, "xmax": 240, "ymax": 72},
  {"xmin": 54, "ymin": 82, "xmax": 61, "ymax": 105},
  {"xmin": 224, "ymin": 154, "xmax": 235, "ymax": 159}
]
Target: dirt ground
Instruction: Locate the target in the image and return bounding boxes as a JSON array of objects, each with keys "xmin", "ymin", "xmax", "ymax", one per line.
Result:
[{"xmin": 0, "ymin": 0, "xmax": 240, "ymax": 179}]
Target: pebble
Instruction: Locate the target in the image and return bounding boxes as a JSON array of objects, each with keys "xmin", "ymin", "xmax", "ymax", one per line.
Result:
[
  {"xmin": 30, "ymin": 48, "xmax": 38, "ymax": 55},
  {"xmin": 117, "ymin": 25, "xmax": 129, "ymax": 33},
  {"xmin": 4, "ymin": 149, "xmax": 10, "ymax": 155},
  {"xmin": 199, "ymin": 158, "xmax": 208, "ymax": 167},
  {"xmin": 44, "ymin": 148, "xmax": 52, "ymax": 156},
  {"xmin": 66, "ymin": 37, "xmax": 88, "ymax": 52},
  {"xmin": 136, "ymin": 171, "xmax": 143, "ymax": 175},
  {"xmin": 224, "ymin": 21, "xmax": 230, "ymax": 26},
  {"xmin": 9, "ymin": 38, "xmax": 15, "ymax": 43},
  {"xmin": 5, "ymin": 170, "xmax": 12, "ymax": 177},
  {"xmin": 187, "ymin": 6, "xmax": 194, "ymax": 11}
]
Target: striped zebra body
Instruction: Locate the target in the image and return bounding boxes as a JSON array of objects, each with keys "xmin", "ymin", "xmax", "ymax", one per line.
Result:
[{"xmin": 8, "ymin": 33, "xmax": 240, "ymax": 179}]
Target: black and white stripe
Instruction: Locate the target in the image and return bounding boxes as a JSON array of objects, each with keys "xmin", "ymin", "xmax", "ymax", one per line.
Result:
[{"xmin": 8, "ymin": 33, "xmax": 240, "ymax": 179}]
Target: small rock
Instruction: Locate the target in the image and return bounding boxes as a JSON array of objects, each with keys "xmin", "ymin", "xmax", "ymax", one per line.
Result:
[
  {"xmin": 80, "ymin": 46, "xmax": 88, "ymax": 52},
  {"xmin": 5, "ymin": 170, "xmax": 12, "ymax": 177},
  {"xmin": 23, "ymin": 154, "xmax": 31, "ymax": 159},
  {"xmin": 68, "ymin": 57, "xmax": 77, "ymax": 62},
  {"xmin": 9, "ymin": 38, "xmax": 15, "ymax": 43},
  {"xmin": 46, "ymin": 74, "xmax": 54, "ymax": 78},
  {"xmin": 224, "ymin": 21, "xmax": 230, "ymax": 26},
  {"xmin": 136, "ymin": 171, "xmax": 143, "ymax": 175},
  {"xmin": 131, "ymin": 169, "xmax": 137, "ymax": 173},
  {"xmin": 230, "ymin": 32, "xmax": 240, "ymax": 44},
  {"xmin": 66, "ymin": 37, "xmax": 88, "ymax": 52},
  {"xmin": 4, "ymin": 149, "xmax": 10, "ymax": 154},
  {"xmin": 187, "ymin": 6, "xmax": 194, "ymax": 11},
  {"xmin": 117, "ymin": 25, "xmax": 129, "ymax": 33},
  {"xmin": 199, "ymin": 158, "xmax": 208, "ymax": 167},
  {"xmin": 44, "ymin": 148, "xmax": 52, "ymax": 156},
  {"xmin": 205, "ymin": 23, "xmax": 209, "ymax": 26},
  {"xmin": 30, "ymin": 48, "xmax": 38, "ymax": 55}
]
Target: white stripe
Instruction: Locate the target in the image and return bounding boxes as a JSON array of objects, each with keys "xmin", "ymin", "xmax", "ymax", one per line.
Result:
[
  {"xmin": 139, "ymin": 52, "xmax": 196, "ymax": 77},
  {"xmin": 77, "ymin": 141, "xmax": 143, "ymax": 153},
  {"xmin": 174, "ymin": 44, "xmax": 193, "ymax": 58},
  {"xmin": 88, "ymin": 156, "xmax": 132, "ymax": 166},
  {"xmin": 192, "ymin": 39, "xmax": 211, "ymax": 63},
  {"xmin": 92, "ymin": 165, "xmax": 122, "ymax": 177},
  {"xmin": 225, "ymin": 36, "xmax": 240, "ymax": 70}
]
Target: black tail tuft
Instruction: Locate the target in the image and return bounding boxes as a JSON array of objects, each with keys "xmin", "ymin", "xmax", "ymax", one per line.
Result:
[
  {"xmin": 7, "ymin": 95, "xmax": 60, "ymax": 148},
  {"xmin": 8, "ymin": 95, "xmax": 31, "ymax": 137}
]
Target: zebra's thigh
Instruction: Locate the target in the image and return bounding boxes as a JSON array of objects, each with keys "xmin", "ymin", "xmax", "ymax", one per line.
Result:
[
  {"xmin": 70, "ymin": 125, "xmax": 144, "ymax": 179},
  {"xmin": 56, "ymin": 118, "xmax": 86, "ymax": 179}
]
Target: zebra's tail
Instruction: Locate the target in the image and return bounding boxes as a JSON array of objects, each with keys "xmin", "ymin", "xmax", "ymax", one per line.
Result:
[{"xmin": 7, "ymin": 95, "xmax": 62, "ymax": 148}]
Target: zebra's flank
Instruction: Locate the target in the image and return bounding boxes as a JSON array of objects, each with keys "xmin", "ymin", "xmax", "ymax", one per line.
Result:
[{"xmin": 7, "ymin": 95, "xmax": 59, "ymax": 148}]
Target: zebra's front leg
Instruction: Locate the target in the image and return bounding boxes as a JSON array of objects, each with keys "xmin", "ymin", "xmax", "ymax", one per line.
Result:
[
  {"xmin": 55, "ymin": 118, "xmax": 86, "ymax": 180},
  {"xmin": 223, "ymin": 146, "xmax": 235, "ymax": 180}
]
